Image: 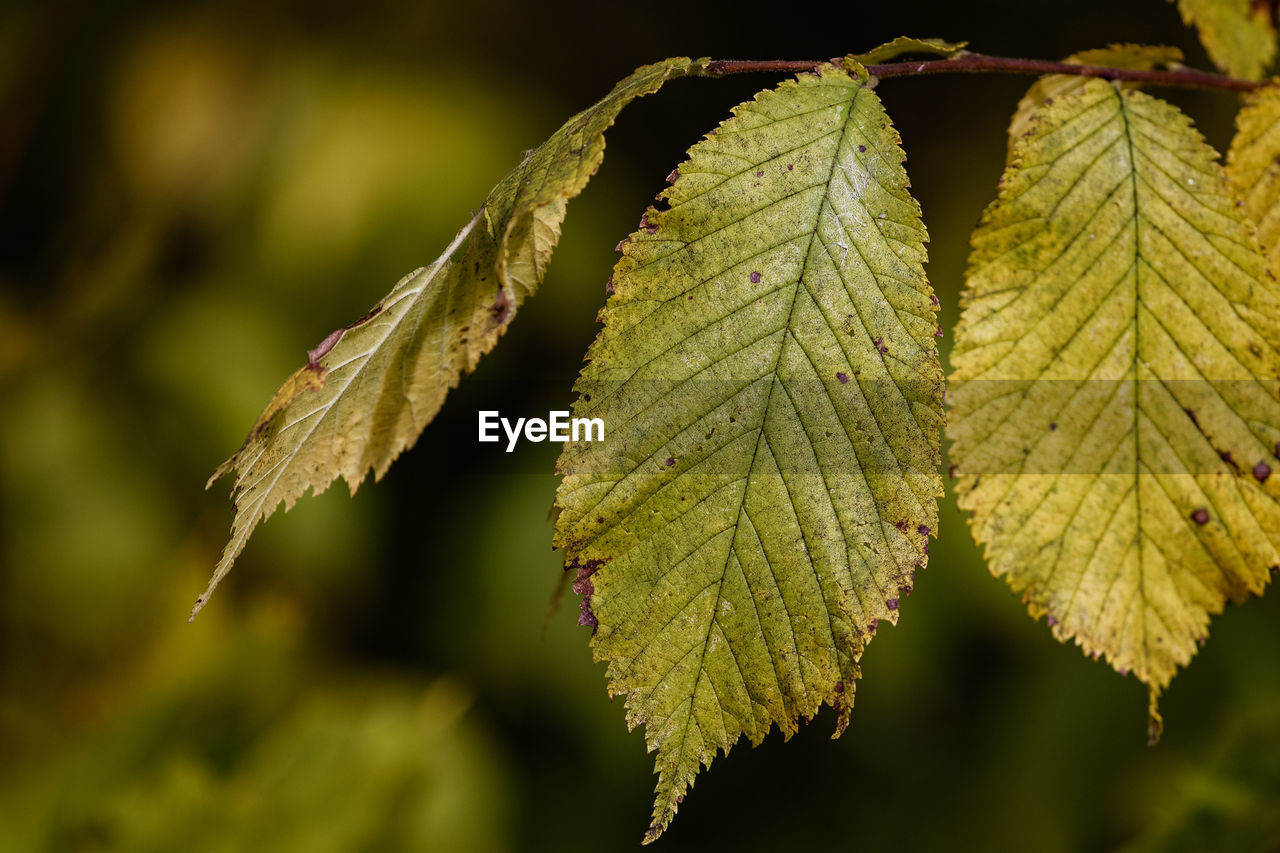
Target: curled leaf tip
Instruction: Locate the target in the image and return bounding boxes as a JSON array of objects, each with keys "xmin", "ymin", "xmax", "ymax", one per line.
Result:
[{"xmin": 1147, "ymin": 690, "xmax": 1165, "ymax": 746}]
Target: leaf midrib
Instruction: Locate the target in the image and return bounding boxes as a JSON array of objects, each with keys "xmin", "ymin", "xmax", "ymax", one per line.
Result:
[{"xmin": 663, "ymin": 78, "xmax": 868, "ymax": 788}]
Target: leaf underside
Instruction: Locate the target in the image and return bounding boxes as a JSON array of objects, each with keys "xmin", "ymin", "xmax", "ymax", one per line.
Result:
[
  {"xmin": 852, "ymin": 36, "xmax": 968, "ymax": 65},
  {"xmin": 949, "ymin": 78, "xmax": 1280, "ymax": 739},
  {"xmin": 1173, "ymin": 0, "xmax": 1277, "ymax": 80},
  {"xmin": 197, "ymin": 57, "xmax": 706, "ymax": 618},
  {"xmin": 553, "ymin": 62, "xmax": 942, "ymax": 842},
  {"xmin": 1227, "ymin": 83, "xmax": 1280, "ymax": 274}
]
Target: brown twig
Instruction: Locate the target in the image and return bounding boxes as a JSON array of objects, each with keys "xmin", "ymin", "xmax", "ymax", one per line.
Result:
[{"xmin": 703, "ymin": 53, "xmax": 1265, "ymax": 93}]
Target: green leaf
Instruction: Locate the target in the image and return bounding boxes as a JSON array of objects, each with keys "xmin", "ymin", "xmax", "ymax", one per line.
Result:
[
  {"xmin": 853, "ymin": 36, "xmax": 968, "ymax": 65},
  {"xmin": 1173, "ymin": 0, "xmax": 1277, "ymax": 80},
  {"xmin": 1227, "ymin": 82, "xmax": 1280, "ymax": 272},
  {"xmin": 553, "ymin": 62, "xmax": 942, "ymax": 841},
  {"xmin": 949, "ymin": 78, "xmax": 1280, "ymax": 740},
  {"xmin": 198, "ymin": 57, "xmax": 707, "ymax": 618},
  {"xmin": 1006, "ymin": 45, "xmax": 1183, "ymax": 153}
]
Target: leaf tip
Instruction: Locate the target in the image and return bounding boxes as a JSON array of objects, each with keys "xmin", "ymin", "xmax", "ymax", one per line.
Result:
[{"xmin": 205, "ymin": 459, "xmax": 233, "ymax": 491}]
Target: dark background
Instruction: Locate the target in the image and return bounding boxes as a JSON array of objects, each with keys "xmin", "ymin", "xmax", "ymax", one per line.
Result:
[{"xmin": 2, "ymin": 1, "xmax": 1279, "ymax": 850}]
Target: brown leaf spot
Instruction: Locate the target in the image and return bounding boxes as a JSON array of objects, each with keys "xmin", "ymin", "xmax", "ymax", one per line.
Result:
[
  {"xmin": 1191, "ymin": 507, "xmax": 1210, "ymax": 525},
  {"xmin": 490, "ymin": 287, "xmax": 513, "ymax": 326},
  {"xmin": 836, "ymin": 371, "xmax": 848, "ymax": 384},
  {"xmin": 307, "ymin": 304, "xmax": 382, "ymax": 364},
  {"xmin": 568, "ymin": 558, "xmax": 607, "ymax": 633},
  {"xmin": 1254, "ymin": 461, "xmax": 1272, "ymax": 483},
  {"xmin": 886, "ymin": 597, "xmax": 899, "ymax": 611},
  {"xmin": 308, "ymin": 329, "xmax": 345, "ymax": 365}
]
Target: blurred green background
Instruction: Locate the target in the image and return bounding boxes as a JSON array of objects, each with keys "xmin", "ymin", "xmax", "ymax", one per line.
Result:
[{"xmin": 2, "ymin": 1, "xmax": 1279, "ymax": 850}]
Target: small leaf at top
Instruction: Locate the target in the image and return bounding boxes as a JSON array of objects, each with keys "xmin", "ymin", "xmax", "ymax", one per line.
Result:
[
  {"xmin": 853, "ymin": 36, "xmax": 968, "ymax": 65},
  {"xmin": 1227, "ymin": 82, "xmax": 1280, "ymax": 272},
  {"xmin": 1172, "ymin": 0, "xmax": 1277, "ymax": 80},
  {"xmin": 950, "ymin": 78, "xmax": 1280, "ymax": 741},
  {"xmin": 554, "ymin": 62, "xmax": 942, "ymax": 842},
  {"xmin": 198, "ymin": 57, "xmax": 707, "ymax": 619}
]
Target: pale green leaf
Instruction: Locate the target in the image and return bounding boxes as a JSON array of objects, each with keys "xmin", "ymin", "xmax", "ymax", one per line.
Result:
[
  {"xmin": 553, "ymin": 62, "xmax": 942, "ymax": 841},
  {"xmin": 853, "ymin": 36, "xmax": 968, "ymax": 65},
  {"xmin": 1173, "ymin": 0, "xmax": 1276, "ymax": 80},
  {"xmin": 1227, "ymin": 82, "xmax": 1280, "ymax": 271},
  {"xmin": 950, "ymin": 78, "xmax": 1280, "ymax": 739},
  {"xmin": 1007, "ymin": 44, "xmax": 1183, "ymax": 153},
  {"xmin": 198, "ymin": 57, "xmax": 707, "ymax": 618}
]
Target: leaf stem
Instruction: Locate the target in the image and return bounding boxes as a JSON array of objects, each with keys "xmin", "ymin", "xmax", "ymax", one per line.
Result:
[{"xmin": 704, "ymin": 53, "xmax": 1264, "ymax": 93}]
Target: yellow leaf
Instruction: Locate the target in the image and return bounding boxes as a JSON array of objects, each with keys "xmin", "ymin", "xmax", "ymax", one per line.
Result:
[
  {"xmin": 1174, "ymin": 0, "xmax": 1277, "ymax": 80},
  {"xmin": 1227, "ymin": 82, "xmax": 1280, "ymax": 272},
  {"xmin": 950, "ymin": 79, "xmax": 1280, "ymax": 739}
]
